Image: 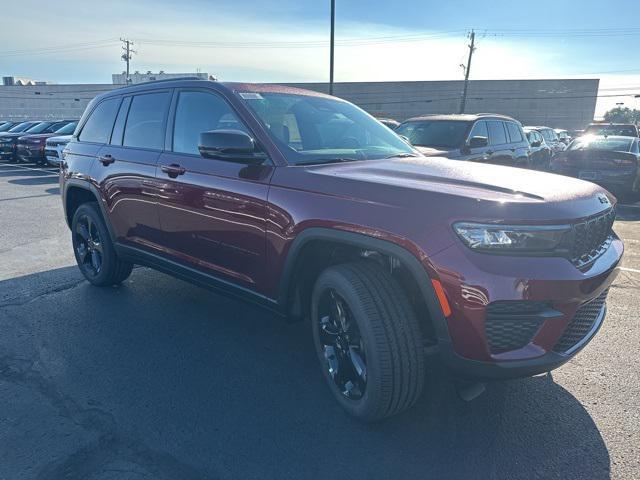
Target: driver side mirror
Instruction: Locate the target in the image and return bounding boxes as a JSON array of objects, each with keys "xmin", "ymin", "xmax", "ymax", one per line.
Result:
[
  {"xmin": 468, "ymin": 136, "xmax": 488, "ymax": 148},
  {"xmin": 530, "ymin": 140, "xmax": 541, "ymax": 147},
  {"xmin": 198, "ymin": 129, "xmax": 267, "ymax": 164}
]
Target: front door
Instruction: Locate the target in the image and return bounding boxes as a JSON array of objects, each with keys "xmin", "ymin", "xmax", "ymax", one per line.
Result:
[{"xmin": 155, "ymin": 89, "xmax": 273, "ymax": 291}]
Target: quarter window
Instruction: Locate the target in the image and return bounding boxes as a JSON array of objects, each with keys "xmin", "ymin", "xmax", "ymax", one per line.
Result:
[
  {"xmin": 487, "ymin": 121, "xmax": 507, "ymax": 145},
  {"xmin": 173, "ymin": 91, "xmax": 248, "ymax": 155},
  {"xmin": 79, "ymin": 98, "xmax": 121, "ymax": 144},
  {"xmin": 506, "ymin": 122, "xmax": 523, "ymax": 143},
  {"xmin": 123, "ymin": 92, "xmax": 171, "ymax": 150}
]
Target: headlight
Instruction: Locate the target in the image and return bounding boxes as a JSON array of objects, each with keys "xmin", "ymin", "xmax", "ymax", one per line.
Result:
[{"xmin": 453, "ymin": 222, "xmax": 570, "ymax": 253}]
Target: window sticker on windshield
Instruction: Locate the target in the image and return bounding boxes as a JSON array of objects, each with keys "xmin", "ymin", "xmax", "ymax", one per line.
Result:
[{"xmin": 239, "ymin": 92, "xmax": 264, "ymax": 100}]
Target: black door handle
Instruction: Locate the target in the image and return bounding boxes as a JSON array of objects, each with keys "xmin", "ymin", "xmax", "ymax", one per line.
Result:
[
  {"xmin": 161, "ymin": 164, "xmax": 186, "ymax": 178},
  {"xmin": 99, "ymin": 154, "xmax": 115, "ymax": 165}
]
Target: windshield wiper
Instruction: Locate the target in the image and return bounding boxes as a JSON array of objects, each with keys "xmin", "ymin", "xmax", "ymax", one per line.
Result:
[
  {"xmin": 296, "ymin": 157, "xmax": 359, "ymax": 166},
  {"xmin": 384, "ymin": 152, "xmax": 420, "ymax": 159}
]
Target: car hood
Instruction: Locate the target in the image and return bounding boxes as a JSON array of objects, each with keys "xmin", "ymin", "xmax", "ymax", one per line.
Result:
[
  {"xmin": 0, "ymin": 133, "xmax": 26, "ymax": 140},
  {"xmin": 20, "ymin": 133, "xmax": 56, "ymax": 140},
  {"xmin": 414, "ymin": 146, "xmax": 455, "ymax": 157},
  {"xmin": 46, "ymin": 134, "xmax": 72, "ymax": 144},
  {"xmin": 306, "ymin": 156, "xmax": 612, "ymax": 220}
]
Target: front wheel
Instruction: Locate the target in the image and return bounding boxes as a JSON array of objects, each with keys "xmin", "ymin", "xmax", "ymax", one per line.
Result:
[
  {"xmin": 71, "ymin": 203, "xmax": 133, "ymax": 286},
  {"xmin": 311, "ymin": 261, "xmax": 426, "ymax": 421}
]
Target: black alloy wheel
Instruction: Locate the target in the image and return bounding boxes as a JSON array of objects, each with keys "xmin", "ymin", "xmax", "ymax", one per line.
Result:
[
  {"xmin": 317, "ymin": 288, "xmax": 367, "ymax": 400},
  {"xmin": 74, "ymin": 213, "xmax": 103, "ymax": 278}
]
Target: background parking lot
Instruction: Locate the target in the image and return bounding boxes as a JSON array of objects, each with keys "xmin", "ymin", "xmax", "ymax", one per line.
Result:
[{"xmin": 0, "ymin": 160, "xmax": 639, "ymax": 479}]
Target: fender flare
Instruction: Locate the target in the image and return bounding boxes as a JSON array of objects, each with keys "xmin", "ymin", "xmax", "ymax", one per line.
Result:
[
  {"xmin": 62, "ymin": 179, "xmax": 117, "ymax": 243},
  {"xmin": 277, "ymin": 227, "xmax": 451, "ymax": 344}
]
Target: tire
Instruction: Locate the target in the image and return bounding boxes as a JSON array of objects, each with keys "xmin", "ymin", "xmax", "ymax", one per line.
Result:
[
  {"xmin": 311, "ymin": 260, "xmax": 425, "ymax": 421},
  {"xmin": 71, "ymin": 202, "xmax": 133, "ymax": 286}
]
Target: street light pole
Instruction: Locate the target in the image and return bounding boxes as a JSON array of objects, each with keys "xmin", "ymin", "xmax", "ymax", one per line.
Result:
[{"xmin": 329, "ymin": 0, "xmax": 335, "ymax": 95}]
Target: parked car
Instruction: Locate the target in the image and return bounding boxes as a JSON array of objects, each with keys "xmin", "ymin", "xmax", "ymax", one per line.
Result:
[
  {"xmin": 377, "ymin": 117, "xmax": 400, "ymax": 129},
  {"xmin": 0, "ymin": 121, "xmax": 42, "ymax": 161},
  {"xmin": 0, "ymin": 122, "xmax": 18, "ymax": 133},
  {"xmin": 552, "ymin": 135, "xmax": 640, "ymax": 200},
  {"xmin": 526, "ymin": 126, "xmax": 565, "ymax": 155},
  {"xmin": 583, "ymin": 123, "xmax": 639, "ymax": 138},
  {"xmin": 61, "ymin": 79, "xmax": 623, "ymax": 421},
  {"xmin": 45, "ymin": 123, "xmax": 78, "ymax": 166},
  {"xmin": 395, "ymin": 113, "xmax": 531, "ymax": 167},
  {"xmin": 555, "ymin": 129, "xmax": 572, "ymax": 145},
  {"xmin": 524, "ymin": 127, "xmax": 552, "ymax": 170},
  {"xmin": 17, "ymin": 121, "xmax": 77, "ymax": 166}
]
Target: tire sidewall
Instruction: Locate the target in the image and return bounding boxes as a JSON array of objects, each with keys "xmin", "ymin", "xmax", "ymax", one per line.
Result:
[
  {"xmin": 311, "ymin": 267, "xmax": 385, "ymax": 420},
  {"xmin": 71, "ymin": 203, "xmax": 118, "ymax": 286}
]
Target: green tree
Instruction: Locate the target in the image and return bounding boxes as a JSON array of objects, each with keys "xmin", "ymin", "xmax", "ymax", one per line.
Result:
[{"xmin": 603, "ymin": 106, "xmax": 640, "ymax": 123}]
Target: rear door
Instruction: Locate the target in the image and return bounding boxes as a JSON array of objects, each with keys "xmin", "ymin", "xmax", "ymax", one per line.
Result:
[
  {"xmin": 486, "ymin": 120, "xmax": 514, "ymax": 166},
  {"xmin": 505, "ymin": 121, "xmax": 529, "ymax": 167},
  {"xmin": 155, "ymin": 88, "xmax": 273, "ymax": 291},
  {"xmin": 92, "ymin": 90, "xmax": 173, "ymax": 251}
]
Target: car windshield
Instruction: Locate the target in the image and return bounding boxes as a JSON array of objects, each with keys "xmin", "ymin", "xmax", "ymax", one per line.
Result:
[
  {"xmin": 8, "ymin": 122, "xmax": 34, "ymax": 133},
  {"xmin": 395, "ymin": 120, "xmax": 469, "ymax": 149},
  {"xmin": 584, "ymin": 125, "xmax": 637, "ymax": 137},
  {"xmin": 0, "ymin": 123, "xmax": 14, "ymax": 132},
  {"xmin": 540, "ymin": 129, "xmax": 558, "ymax": 142},
  {"xmin": 54, "ymin": 122, "xmax": 77, "ymax": 135},
  {"xmin": 239, "ymin": 92, "xmax": 415, "ymax": 165},
  {"xmin": 25, "ymin": 122, "xmax": 53, "ymax": 134},
  {"xmin": 568, "ymin": 136, "xmax": 633, "ymax": 152}
]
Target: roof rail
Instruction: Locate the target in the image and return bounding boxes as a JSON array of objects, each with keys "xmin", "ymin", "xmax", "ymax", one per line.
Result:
[{"xmin": 118, "ymin": 76, "xmax": 207, "ymax": 87}]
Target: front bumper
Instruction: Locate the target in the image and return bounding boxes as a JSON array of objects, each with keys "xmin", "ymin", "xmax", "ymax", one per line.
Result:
[
  {"xmin": 17, "ymin": 145, "xmax": 45, "ymax": 162},
  {"xmin": 428, "ymin": 234, "xmax": 623, "ymax": 380}
]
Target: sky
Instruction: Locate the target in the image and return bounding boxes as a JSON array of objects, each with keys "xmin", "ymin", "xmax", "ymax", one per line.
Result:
[{"xmin": 1, "ymin": 0, "xmax": 640, "ymax": 117}]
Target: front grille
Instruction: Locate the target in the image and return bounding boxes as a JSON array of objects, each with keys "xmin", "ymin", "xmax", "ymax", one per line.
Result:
[
  {"xmin": 569, "ymin": 209, "xmax": 615, "ymax": 268},
  {"xmin": 45, "ymin": 149, "xmax": 58, "ymax": 157},
  {"xmin": 485, "ymin": 301, "xmax": 550, "ymax": 354},
  {"xmin": 553, "ymin": 289, "xmax": 608, "ymax": 354}
]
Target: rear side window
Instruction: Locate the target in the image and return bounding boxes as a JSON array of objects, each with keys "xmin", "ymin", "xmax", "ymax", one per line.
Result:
[
  {"xmin": 123, "ymin": 92, "xmax": 172, "ymax": 150},
  {"xmin": 79, "ymin": 98, "xmax": 121, "ymax": 143},
  {"xmin": 506, "ymin": 122, "xmax": 523, "ymax": 143},
  {"xmin": 487, "ymin": 121, "xmax": 507, "ymax": 145},
  {"xmin": 172, "ymin": 90, "xmax": 248, "ymax": 155}
]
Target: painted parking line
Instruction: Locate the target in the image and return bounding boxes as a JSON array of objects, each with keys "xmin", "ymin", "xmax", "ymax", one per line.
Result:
[
  {"xmin": 0, "ymin": 163, "xmax": 59, "ymax": 175},
  {"xmin": 620, "ymin": 267, "xmax": 640, "ymax": 274}
]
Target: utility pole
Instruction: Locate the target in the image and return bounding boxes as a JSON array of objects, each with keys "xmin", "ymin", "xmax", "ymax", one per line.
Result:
[
  {"xmin": 329, "ymin": 0, "xmax": 335, "ymax": 95},
  {"xmin": 120, "ymin": 38, "xmax": 136, "ymax": 84},
  {"xmin": 459, "ymin": 30, "xmax": 475, "ymax": 114}
]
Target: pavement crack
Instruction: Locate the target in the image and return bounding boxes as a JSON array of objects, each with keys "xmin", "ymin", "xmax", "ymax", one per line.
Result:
[{"xmin": 0, "ymin": 278, "xmax": 86, "ymax": 308}]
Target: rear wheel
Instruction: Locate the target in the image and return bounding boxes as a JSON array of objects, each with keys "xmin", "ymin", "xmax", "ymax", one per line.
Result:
[
  {"xmin": 311, "ymin": 261, "xmax": 425, "ymax": 421},
  {"xmin": 71, "ymin": 203, "xmax": 133, "ymax": 286}
]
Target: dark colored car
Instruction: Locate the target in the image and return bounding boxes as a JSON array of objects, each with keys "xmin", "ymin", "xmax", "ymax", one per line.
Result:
[
  {"xmin": 16, "ymin": 120, "xmax": 77, "ymax": 165},
  {"xmin": 552, "ymin": 135, "xmax": 640, "ymax": 200},
  {"xmin": 583, "ymin": 123, "xmax": 639, "ymax": 138},
  {"xmin": 395, "ymin": 113, "xmax": 531, "ymax": 168},
  {"xmin": 61, "ymin": 79, "xmax": 623, "ymax": 421},
  {"xmin": 0, "ymin": 122, "xmax": 18, "ymax": 133},
  {"xmin": 377, "ymin": 117, "xmax": 400, "ymax": 129},
  {"xmin": 0, "ymin": 121, "xmax": 42, "ymax": 161},
  {"xmin": 524, "ymin": 127, "xmax": 552, "ymax": 170},
  {"xmin": 526, "ymin": 126, "xmax": 566, "ymax": 155}
]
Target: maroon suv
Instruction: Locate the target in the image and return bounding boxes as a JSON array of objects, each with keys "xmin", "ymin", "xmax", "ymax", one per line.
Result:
[{"xmin": 60, "ymin": 79, "xmax": 623, "ymax": 421}]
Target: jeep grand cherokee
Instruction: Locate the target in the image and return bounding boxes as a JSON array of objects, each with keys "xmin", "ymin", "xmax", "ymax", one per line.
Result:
[{"xmin": 60, "ymin": 79, "xmax": 623, "ymax": 421}]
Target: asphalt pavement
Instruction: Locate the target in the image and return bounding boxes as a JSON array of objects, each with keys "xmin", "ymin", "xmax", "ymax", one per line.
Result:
[{"xmin": 0, "ymin": 160, "xmax": 639, "ymax": 479}]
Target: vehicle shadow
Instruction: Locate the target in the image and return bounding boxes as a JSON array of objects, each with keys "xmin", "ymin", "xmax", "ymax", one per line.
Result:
[
  {"xmin": 0, "ymin": 267, "xmax": 611, "ymax": 480},
  {"xmin": 9, "ymin": 176, "xmax": 59, "ymax": 186}
]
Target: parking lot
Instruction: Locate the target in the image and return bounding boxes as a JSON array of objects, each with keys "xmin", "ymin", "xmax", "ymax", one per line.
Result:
[{"xmin": 0, "ymin": 159, "xmax": 639, "ymax": 479}]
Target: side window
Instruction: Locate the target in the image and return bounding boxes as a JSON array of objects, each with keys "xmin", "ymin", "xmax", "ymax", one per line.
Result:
[
  {"xmin": 78, "ymin": 97, "xmax": 121, "ymax": 144},
  {"xmin": 506, "ymin": 122, "xmax": 523, "ymax": 143},
  {"xmin": 110, "ymin": 97, "xmax": 132, "ymax": 146},
  {"xmin": 468, "ymin": 120, "xmax": 488, "ymax": 140},
  {"xmin": 173, "ymin": 90, "xmax": 248, "ymax": 155},
  {"xmin": 487, "ymin": 121, "xmax": 507, "ymax": 146},
  {"xmin": 123, "ymin": 92, "xmax": 172, "ymax": 150}
]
